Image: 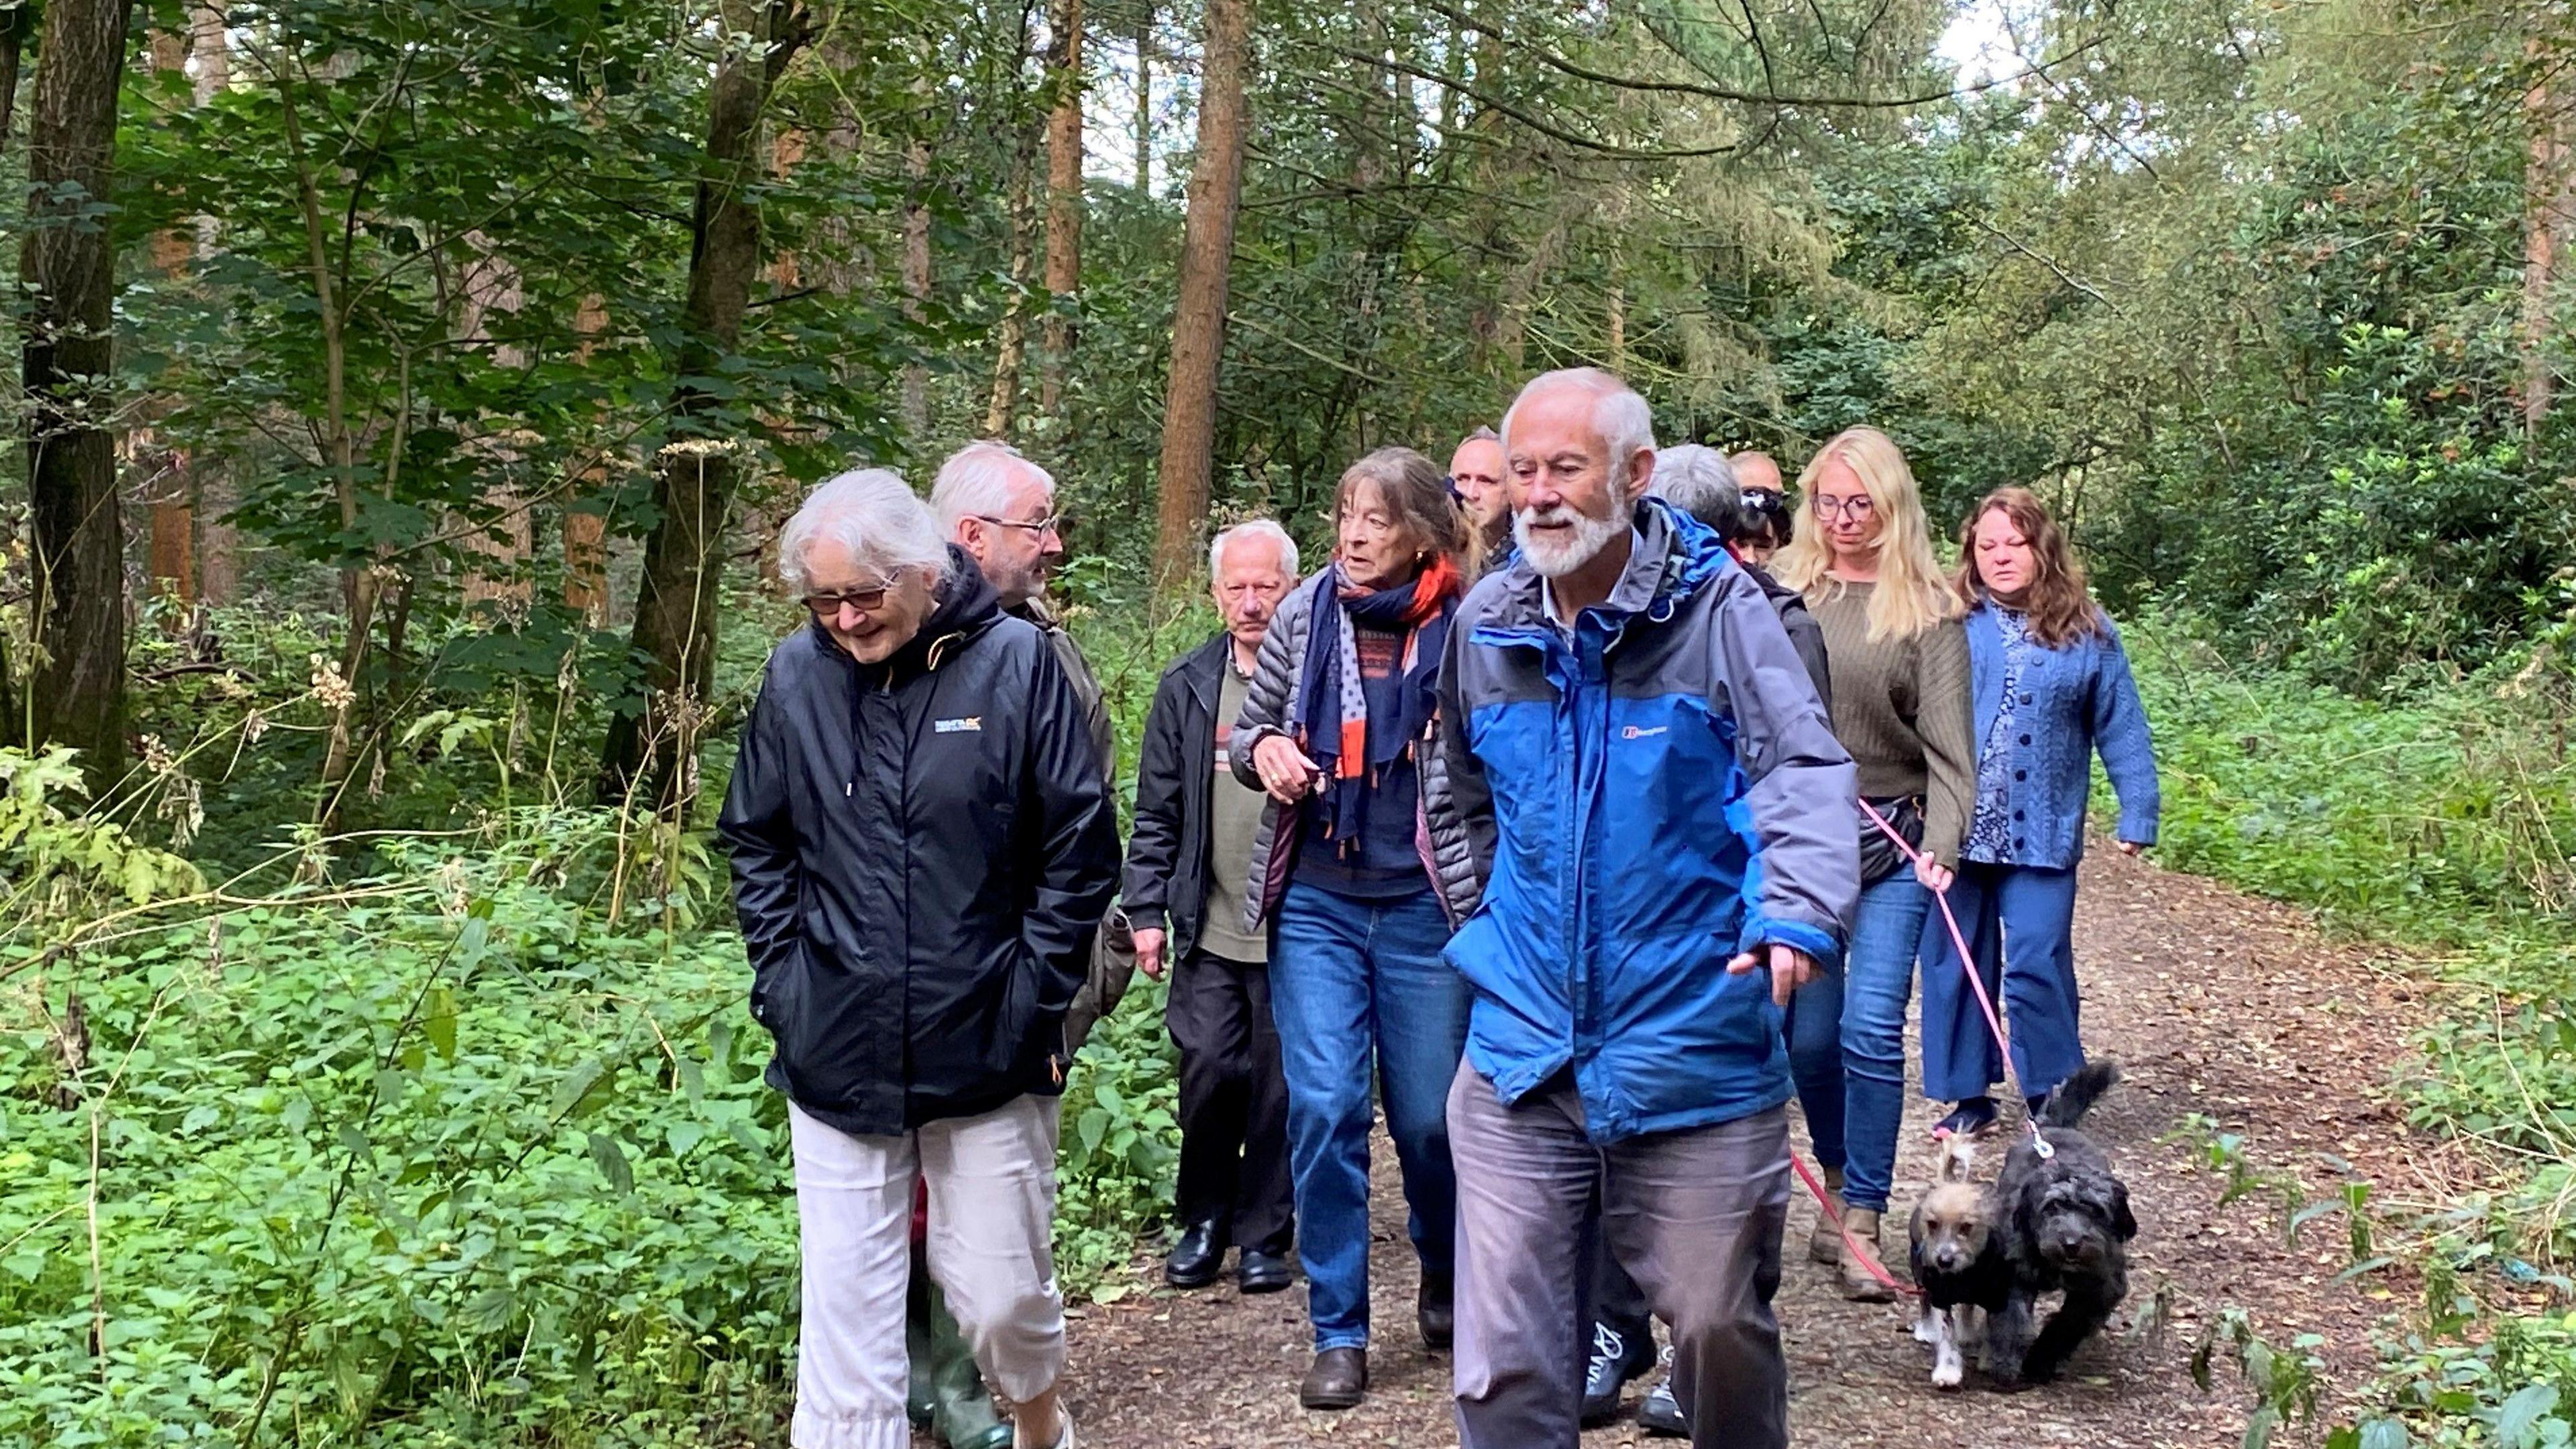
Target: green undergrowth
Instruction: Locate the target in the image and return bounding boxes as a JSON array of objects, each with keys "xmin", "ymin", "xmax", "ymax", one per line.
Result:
[
  {"xmin": 2126, "ymin": 615, "xmax": 2576, "ymax": 1446},
  {"xmin": 0, "ymin": 802, "xmax": 1183, "ymax": 1448}
]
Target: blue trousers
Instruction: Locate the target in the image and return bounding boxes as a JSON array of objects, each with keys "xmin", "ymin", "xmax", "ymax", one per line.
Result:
[
  {"xmin": 1782, "ymin": 959, "xmax": 1845, "ymax": 1173},
  {"xmin": 1271, "ymin": 883, "xmax": 1470, "ymax": 1352},
  {"xmin": 1838, "ymin": 874, "xmax": 1931, "ymax": 1214},
  {"xmin": 1919, "ymin": 861, "xmax": 2086, "ymax": 1103}
]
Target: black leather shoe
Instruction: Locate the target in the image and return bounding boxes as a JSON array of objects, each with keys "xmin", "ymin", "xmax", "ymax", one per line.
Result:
[
  {"xmin": 1164, "ymin": 1220, "xmax": 1226, "ymax": 1289},
  {"xmin": 1238, "ymin": 1248, "xmax": 1293, "ymax": 1295},
  {"xmin": 1580, "ymin": 1320, "xmax": 1654, "ymax": 1427},
  {"xmin": 1417, "ymin": 1274, "xmax": 1455, "ymax": 1351},
  {"xmin": 1299, "ymin": 1347, "xmax": 1367, "ymax": 1410}
]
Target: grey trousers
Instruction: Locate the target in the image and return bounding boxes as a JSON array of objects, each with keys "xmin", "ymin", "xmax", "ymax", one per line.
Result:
[{"xmin": 1449, "ymin": 1065, "xmax": 1790, "ymax": 1449}]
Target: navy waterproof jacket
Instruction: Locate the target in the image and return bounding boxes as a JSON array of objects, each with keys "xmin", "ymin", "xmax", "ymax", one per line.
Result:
[
  {"xmin": 719, "ymin": 549, "xmax": 1119, "ymax": 1137},
  {"xmin": 1431, "ymin": 500, "xmax": 1861, "ymax": 1142}
]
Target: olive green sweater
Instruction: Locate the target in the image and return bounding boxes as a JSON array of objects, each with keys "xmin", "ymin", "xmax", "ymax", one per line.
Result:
[{"xmin": 1807, "ymin": 581, "xmax": 1976, "ymax": 867}]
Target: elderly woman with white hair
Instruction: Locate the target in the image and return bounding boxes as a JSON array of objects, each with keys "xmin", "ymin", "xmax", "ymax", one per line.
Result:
[{"xmin": 719, "ymin": 468, "xmax": 1119, "ymax": 1449}]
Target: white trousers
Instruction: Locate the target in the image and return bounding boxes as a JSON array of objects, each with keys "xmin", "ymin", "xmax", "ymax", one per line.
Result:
[{"xmin": 788, "ymin": 1095, "xmax": 1066, "ymax": 1449}]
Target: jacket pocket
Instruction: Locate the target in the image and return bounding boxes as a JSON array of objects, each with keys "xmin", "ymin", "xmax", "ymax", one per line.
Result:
[
  {"xmin": 982, "ymin": 938, "xmax": 1042, "ymax": 1077},
  {"xmin": 753, "ymin": 941, "xmax": 816, "ymax": 1089}
]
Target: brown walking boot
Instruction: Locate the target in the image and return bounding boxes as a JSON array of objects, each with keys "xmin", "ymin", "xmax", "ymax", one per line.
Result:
[
  {"xmin": 1299, "ymin": 1347, "xmax": 1368, "ymax": 1410},
  {"xmin": 1807, "ymin": 1166, "xmax": 1847, "ymax": 1265},
  {"xmin": 1837, "ymin": 1207, "xmax": 1897, "ymax": 1302}
]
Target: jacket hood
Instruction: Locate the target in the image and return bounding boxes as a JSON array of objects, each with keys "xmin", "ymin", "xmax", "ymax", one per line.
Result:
[
  {"xmin": 1639, "ymin": 495, "xmax": 1732, "ymax": 615},
  {"xmin": 808, "ymin": 543, "xmax": 1004, "ymax": 676}
]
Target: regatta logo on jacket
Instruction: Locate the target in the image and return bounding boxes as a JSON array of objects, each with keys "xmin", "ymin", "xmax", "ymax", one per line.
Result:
[
  {"xmin": 934, "ymin": 716, "xmax": 983, "ymax": 733},
  {"xmin": 1621, "ymin": 724, "xmax": 1668, "ymax": 740}
]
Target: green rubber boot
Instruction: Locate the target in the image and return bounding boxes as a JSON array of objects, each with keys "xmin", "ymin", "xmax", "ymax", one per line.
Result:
[{"xmin": 908, "ymin": 1248, "xmax": 1013, "ymax": 1449}]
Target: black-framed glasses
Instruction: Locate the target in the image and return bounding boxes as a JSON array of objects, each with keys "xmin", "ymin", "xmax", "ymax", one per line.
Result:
[
  {"xmin": 804, "ymin": 584, "xmax": 890, "ymax": 618},
  {"xmin": 1813, "ymin": 494, "xmax": 1875, "ymax": 521},
  {"xmin": 974, "ymin": 513, "xmax": 1065, "ymax": 537}
]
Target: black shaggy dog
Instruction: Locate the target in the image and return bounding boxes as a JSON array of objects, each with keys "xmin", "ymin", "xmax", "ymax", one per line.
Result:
[{"xmin": 1986, "ymin": 1061, "xmax": 2137, "ymax": 1389}]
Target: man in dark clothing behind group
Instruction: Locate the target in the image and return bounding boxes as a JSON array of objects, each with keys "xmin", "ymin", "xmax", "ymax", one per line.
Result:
[{"xmin": 1124, "ymin": 520, "xmax": 1305, "ymax": 1293}]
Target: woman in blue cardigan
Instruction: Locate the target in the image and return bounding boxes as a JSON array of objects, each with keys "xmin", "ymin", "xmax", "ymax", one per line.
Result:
[{"xmin": 1921, "ymin": 488, "xmax": 2160, "ymax": 1137}]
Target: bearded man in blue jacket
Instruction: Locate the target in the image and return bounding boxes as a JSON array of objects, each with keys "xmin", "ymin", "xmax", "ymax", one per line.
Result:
[{"xmin": 1432, "ymin": 368, "xmax": 1860, "ymax": 1449}]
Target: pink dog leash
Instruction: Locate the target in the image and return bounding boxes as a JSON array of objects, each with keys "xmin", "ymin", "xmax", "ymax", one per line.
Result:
[{"xmin": 1855, "ymin": 798, "xmax": 2053, "ymax": 1161}]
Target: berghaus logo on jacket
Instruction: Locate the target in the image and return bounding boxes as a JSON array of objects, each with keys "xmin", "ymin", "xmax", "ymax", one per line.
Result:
[{"xmin": 934, "ymin": 716, "xmax": 983, "ymax": 733}]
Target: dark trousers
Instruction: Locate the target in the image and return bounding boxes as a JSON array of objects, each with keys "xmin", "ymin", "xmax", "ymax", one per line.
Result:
[
  {"xmin": 1167, "ymin": 947, "xmax": 1294, "ymax": 1255},
  {"xmin": 1451, "ymin": 1066, "xmax": 1790, "ymax": 1449},
  {"xmin": 1919, "ymin": 861, "xmax": 2086, "ymax": 1102}
]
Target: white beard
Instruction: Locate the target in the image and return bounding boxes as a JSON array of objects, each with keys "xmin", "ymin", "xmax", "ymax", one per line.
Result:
[{"xmin": 1514, "ymin": 494, "xmax": 1634, "ymax": 578}]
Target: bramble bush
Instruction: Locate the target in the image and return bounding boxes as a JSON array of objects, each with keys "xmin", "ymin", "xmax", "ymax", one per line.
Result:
[{"xmin": 2, "ymin": 817, "xmax": 800, "ymax": 1447}]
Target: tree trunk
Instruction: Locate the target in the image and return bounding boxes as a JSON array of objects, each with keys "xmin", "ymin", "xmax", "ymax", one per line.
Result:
[
  {"xmin": 564, "ymin": 293, "xmax": 610, "ymax": 623},
  {"xmin": 0, "ymin": 1, "xmax": 34, "ymax": 151},
  {"xmin": 189, "ymin": 5, "xmax": 236, "ymax": 607},
  {"xmin": 1132, "ymin": 3, "xmax": 1152, "ymax": 194},
  {"xmin": 23, "ymin": 0, "xmax": 136, "ymax": 781},
  {"xmin": 1150, "ymin": 0, "xmax": 1252, "ymax": 590},
  {"xmin": 1038, "ymin": 0, "xmax": 1084, "ymax": 417},
  {"xmin": 599, "ymin": 0, "xmax": 811, "ymax": 811},
  {"xmin": 458, "ymin": 233, "xmax": 533, "ymax": 612},
  {"xmin": 766, "ymin": 125, "xmax": 806, "ymax": 290},
  {"xmin": 143, "ymin": 24, "xmax": 195, "ymax": 623},
  {"xmin": 984, "ymin": 123, "xmax": 1040, "ymax": 439},
  {"xmin": 2525, "ymin": 42, "xmax": 2575, "ymax": 429},
  {"xmin": 901, "ymin": 131, "xmax": 932, "ymax": 443}
]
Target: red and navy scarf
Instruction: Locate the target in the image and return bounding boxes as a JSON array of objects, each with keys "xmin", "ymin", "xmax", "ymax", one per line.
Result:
[{"xmin": 1295, "ymin": 555, "xmax": 1462, "ymax": 853}]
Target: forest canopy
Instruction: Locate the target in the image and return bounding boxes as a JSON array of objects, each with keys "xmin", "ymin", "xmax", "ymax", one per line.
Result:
[{"xmin": 1, "ymin": 0, "xmax": 2563, "ymax": 809}]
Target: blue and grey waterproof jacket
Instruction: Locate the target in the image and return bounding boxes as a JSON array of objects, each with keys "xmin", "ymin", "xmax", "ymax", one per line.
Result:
[{"xmin": 1430, "ymin": 498, "xmax": 1862, "ymax": 1143}]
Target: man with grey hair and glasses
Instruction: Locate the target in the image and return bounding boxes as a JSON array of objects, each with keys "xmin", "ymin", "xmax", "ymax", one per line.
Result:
[
  {"xmin": 1123, "ymin": 519, "xmax": 1304, "ymax": 1295},
  {"xmin": 1431, "ymin": 370, "xmax": 1858, "ymax": 1448},
  {"xmin": 721, "ymin": 468, "xmax": 1116, "ymax": 1449}
]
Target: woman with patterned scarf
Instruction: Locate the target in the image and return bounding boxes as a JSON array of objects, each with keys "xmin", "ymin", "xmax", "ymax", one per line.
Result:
[{"xmin": 1229, "ymin": 445, "xmax": 1482, "ymax": 1412}]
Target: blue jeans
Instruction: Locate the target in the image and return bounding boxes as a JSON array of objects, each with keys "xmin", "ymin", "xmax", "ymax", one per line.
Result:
[
  {"xmin": 1919, "ymin": 862, "xmax": 2086, "ymax": 1103},
  {"xmin": 1271, "ymin": 883, "xmax": 1470, "ymax": 1352},
  {"xmin": 1782, "ymin": 959, "xmax": 1845, "ymax": 1173},
  {"xmin": 1838, "ymin": 874, "xmax": 1931, "ymax": 1213}
]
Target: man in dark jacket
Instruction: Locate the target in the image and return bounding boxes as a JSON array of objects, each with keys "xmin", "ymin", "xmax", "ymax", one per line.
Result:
[
  {"xmin": 930, "ymin": 439, "xmax": 1132, "ymax": 1053},
  {"xmin": 720, "ymin": 468, "xmax": 1116, "ymax": 1449},
  {"xmin": 1124, "ymin": 520, "xmax": 1302, "ymax": 1295},
  {"xmin": 920, "ymin": 441, "xmax": 1130, "ymax": 1449},
  {"xmin": 1433, "ymin": 370, "xmax": 1860, "ymax": 1449}
]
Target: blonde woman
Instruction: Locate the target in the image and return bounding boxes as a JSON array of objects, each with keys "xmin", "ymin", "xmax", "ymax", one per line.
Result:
[{"xmin": 1772, "ymin": 427, "xmax": 1975, "ymax": 1302}]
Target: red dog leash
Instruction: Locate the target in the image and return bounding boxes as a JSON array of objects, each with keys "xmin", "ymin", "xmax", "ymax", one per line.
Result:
[{"xmin": 1791, "ymin": 1152, "xmax": 1921, "ymax": 1299}]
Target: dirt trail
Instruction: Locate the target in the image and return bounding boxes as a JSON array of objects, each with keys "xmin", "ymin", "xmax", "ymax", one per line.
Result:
[{"xmin": 1038, "ymin": 849, "xmax": 2436, "ymax": 1446}]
